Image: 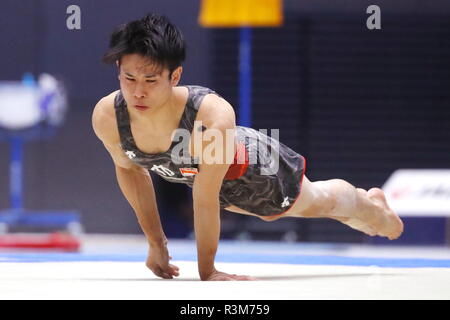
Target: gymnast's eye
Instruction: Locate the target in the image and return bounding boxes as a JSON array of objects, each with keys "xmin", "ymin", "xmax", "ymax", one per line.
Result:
[{"xmin": 125, "ymin": 78, "xmax": 135, "ymax": 81}]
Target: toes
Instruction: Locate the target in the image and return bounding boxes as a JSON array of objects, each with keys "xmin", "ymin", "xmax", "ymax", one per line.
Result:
[
  {"xmin": 356, "ymin": 187, "xmax": 404, "ymax": 240},
  {"xmin": 356, "ymin": 188, "xmax": 368, "ymax": 195},
  {"xmin": 391, "ymin": 216, "xmax": 404, "ymax": 239},
  {"xmin": 382, "ymin": 208, "xmax": 404, "ymax": 240},
  {"xmin": 368, "ymin": 187, "xmax": 383, "ymax": 196},
  {"xmin": 367, "ymin": 188, "xmax": 387, "ymax": 205}
]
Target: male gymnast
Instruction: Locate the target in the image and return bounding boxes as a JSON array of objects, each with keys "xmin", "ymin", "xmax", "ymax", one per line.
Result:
[{"xmin": 92, "ymin": 14, "xmax": 403, "ymax": 281}]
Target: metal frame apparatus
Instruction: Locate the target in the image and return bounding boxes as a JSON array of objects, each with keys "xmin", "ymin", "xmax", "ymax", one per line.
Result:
[{"xmin": 0, "ymin": 77, "xmax": 82, "ymax": 249}]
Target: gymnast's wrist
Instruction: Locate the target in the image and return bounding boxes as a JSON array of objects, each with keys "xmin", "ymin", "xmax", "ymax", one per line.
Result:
[{"xmin": 147, "ymin": 235, "xmax": 168, "ymax": 248}]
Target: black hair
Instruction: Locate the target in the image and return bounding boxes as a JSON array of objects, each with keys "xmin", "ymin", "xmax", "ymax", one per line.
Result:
[{"xmin": 102, "ymin": 13, "xmax": 186, "ymax": 76}]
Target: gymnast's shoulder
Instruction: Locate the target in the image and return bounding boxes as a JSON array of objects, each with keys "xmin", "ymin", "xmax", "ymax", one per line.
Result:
[{"xmin": 91, "ymin": 90, "xmax": 120, "ymax": 145}]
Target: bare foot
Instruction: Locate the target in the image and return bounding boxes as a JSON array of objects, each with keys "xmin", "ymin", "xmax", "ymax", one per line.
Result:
[
  {"xmin": 366, "ymin": 188, "xmax": 404, "ymax": 240},
  {"xmin": 334, "ymin": 188, "xmax": 378, "ymax": 237},
  {"xmin": 335, "ymin": 187, "xmax": 403, "ymax": 240},
  {"xmin": 337, "ymin": 216, "xmax": 378, "ymax": 237}
]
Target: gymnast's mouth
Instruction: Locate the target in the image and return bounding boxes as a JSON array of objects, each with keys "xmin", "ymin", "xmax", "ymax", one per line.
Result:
[{"xmin": 134, "ymin": 105, "xmax": 150, "ymax": 111}]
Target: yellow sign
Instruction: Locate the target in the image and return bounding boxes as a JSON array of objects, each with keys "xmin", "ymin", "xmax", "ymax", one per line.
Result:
[{"xmin": 199, "ymin": 0, "xmax": 283, "ymax": 27}]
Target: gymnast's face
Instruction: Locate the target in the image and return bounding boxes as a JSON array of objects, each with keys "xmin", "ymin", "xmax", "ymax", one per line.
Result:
[{"xmin": 118, "ymin": 53, "xmax": 182, "ymax": 113}]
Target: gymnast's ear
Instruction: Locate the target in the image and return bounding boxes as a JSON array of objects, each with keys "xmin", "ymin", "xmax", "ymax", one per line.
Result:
[{"xmin": 170, "ymin": 66, "xmax": 183, "ymax": 86}]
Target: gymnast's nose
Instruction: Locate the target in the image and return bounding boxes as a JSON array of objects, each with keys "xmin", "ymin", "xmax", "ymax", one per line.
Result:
[{"xmin": 133, "ymin": 82, "xmax": 147, "ymax": 99}]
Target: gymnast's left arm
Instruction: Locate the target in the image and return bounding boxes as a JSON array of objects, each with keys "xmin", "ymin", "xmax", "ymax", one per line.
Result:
[
  {"xmin": 192, "ymin": 160, "xmax": 226, "ymax": 281},
  {"xmin": 193, "ymin": 168, "xmax": 256, "ymax": 281},
  {"xmin": 191, "ymin": 99, "xmax": 255, "ymax": 281}
]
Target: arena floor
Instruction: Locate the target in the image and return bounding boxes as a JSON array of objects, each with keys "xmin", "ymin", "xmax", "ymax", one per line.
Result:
[{"xmin": 1, "ymin": 234, "xmax": 450, "ymax": 300}]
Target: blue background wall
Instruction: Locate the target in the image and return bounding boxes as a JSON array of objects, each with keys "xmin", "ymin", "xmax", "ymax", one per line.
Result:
[{"xmin": 0, "ymin": 1, "xmax": 449, "ymax": 242}]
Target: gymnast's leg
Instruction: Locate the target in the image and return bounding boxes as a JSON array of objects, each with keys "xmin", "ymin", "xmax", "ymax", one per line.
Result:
[{"xmin": 282, "ymin": 176, "xmax": 404, "ymax": 240}]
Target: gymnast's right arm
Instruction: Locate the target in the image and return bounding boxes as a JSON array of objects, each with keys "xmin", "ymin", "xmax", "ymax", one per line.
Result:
[{"xmin": 91, "ymin": 97, "xmax": 179, "ymax": 279}]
